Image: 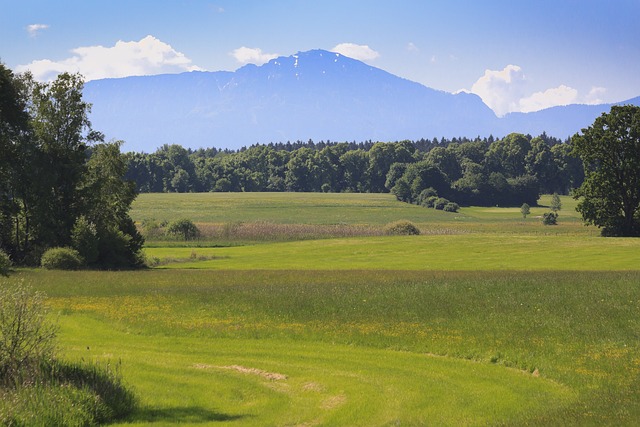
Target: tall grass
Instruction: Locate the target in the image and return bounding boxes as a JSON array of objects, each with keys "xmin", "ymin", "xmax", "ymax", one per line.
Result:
[
  {"xmin": 0, "ymin": 280, "xmax": 137, "ymax": 425},
  {"xmin": 10, "ymin": 268, "xmax": 640, "ymax": 425}
]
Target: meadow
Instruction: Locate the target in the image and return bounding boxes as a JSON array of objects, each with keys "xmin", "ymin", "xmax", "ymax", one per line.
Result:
[{"xmin": 8, "ymin": 193, "xmax": 640, "ymax": 425}]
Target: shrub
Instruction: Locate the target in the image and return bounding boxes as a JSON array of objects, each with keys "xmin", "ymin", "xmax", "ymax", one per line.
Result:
[
  {"xmin": 41, "ymin": 248, "xmax": 84, "ymax": 270},
  {"xmin": 167, "ymin": 218, "xmax": 200, "ymax": 240},
  {"xmin": 443, "ymin": 202, "xmax": 460, "ymax": 213},
  {"xmin": 384, "ymin": 220, "xmax": 421, "ymax": 236},
  {"xmin": 542, "ymin": 212, "xmax": 558, "ymax": 225},
  {"xmin": 520, "ymin": 203, "xmax": 531, "ymax": 219},
  {"xmin": 433, "ymin": 197, "xmax": 450, "ymax": 210},
  {"xmin": 421, "ymin": 196, "xmax": 439, "ymax": 208},
  {"xmin": 0, "ymin": 282, "xmax": 57, "ymax": 386},
  {"xmin": 417, "ymin": 188, "xmax": 438, "ymax": 206},
  {"xmin": 0, "ymin": 250, "xmax": 11, "ymax": 276}
]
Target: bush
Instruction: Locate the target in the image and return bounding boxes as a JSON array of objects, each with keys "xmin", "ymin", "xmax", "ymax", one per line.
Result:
[
  {"xmin": 0, "ymin": 282, "xmax": 57, "ymax": 386},
  {"xmin": 417, "ymin": 188, "xmax": 438, "ymax": 207},
  {"xmin": 0, "ymin": 250, "xmax": 11, "ymax": 276},
  {"xmin": 542, "ymin": 212, "xmax": 558, "ymax": 225},
  {"xmin": 433, "ymin": 197, "xmax": 450, "ymax": 210},
  {"xmin": 166, "ymin": 218, "xmax": 200, "ymax": 240},
  {"xmin": 41, "ymin": 247, "xmax": 84, "ymax": 270},
  {"xmin": 443, "ymin": 202, "xmax": 460, "ymax": 213},
  {"xmin": 384, "ymin": 220, "xmax": 421, "ymax": 236}
]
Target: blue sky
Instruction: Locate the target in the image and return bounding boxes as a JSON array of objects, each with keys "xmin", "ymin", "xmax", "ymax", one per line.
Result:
[{"xmin": 2, "ymin": 0, "xmax": 639, "ymax": 116}]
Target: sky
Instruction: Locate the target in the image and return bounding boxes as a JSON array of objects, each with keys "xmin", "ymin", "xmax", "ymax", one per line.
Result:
[{"xmin": 2, "ymin": 0, "xmax": 639, "ymax": 116}]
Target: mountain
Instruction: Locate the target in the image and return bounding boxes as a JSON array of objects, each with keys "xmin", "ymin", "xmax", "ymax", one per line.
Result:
[{"xmin": 83, "ymin": 49, "xmax": 639, "ymax": 152}]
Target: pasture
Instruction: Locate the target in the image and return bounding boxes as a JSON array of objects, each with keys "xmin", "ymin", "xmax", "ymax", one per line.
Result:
[{"xmin": 11, "ymin": 193, "xmax": 640, "ymax": 425}]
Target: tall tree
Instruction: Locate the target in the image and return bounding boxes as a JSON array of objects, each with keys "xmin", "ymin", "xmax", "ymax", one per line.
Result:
[
  {"xmin": 27, "ymin": 72, "xmax": 96, "ymax": 247},
  {"xmin": 572, "ymin": 105, "xmax": 640, "ymax": 236}
]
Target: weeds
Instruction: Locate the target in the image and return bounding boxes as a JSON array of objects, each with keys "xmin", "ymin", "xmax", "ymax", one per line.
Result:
[{"xmin": 0, "ymin": 280, "xmax": 137, "ymax": 425}]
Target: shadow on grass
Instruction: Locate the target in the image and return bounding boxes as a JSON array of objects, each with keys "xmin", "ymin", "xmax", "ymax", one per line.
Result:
[{"xmin": 131, "ymin": 406, "xmax": 248, "ymax": 423}]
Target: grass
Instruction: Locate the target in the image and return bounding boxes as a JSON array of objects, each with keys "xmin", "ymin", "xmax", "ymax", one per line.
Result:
[
  {"xmin": 4, "ymin": 268, "xmax": 640, "ymax": 425},
  {"xmin": 9, "ymin": 192, "xmax": 640, "ymax": 425},
  {"xmin": 133, "ymin": 193, "xmax": 594, "ymax": 246},
  {"xmin": 145, "ymin": 234, "xmax": 640, "ymax": 270}
]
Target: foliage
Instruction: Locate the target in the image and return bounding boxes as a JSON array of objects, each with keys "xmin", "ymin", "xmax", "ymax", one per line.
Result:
[
  {"xmin": 40, "ymin": 247, "xmax": 84, "ymax": 270},
  {"xmin": 71, "ymin": 216, "xmax": 99, "ymax": 265},
  {"xmin": 0, "ymin": 281, "xmax": 136, "ymax": 425},
  {"xmin": 0, "ymin": 64, "xmax": 143, "ymax": 268},
  {"xmin": 433, "ymin": 197, "xmax": 450, "ymax": 210},
  {"xmin": 166, "ymin": 218, "xmax": 200, "ymax": 240},
  {"xmin": 520, "ymin": 203, "xmax": 531, "ymax": 218},
  {"xmin": 542, "ymin": 212, "xmax": 558, "ymax": 225},
  {"xmin": 384, "ymin": 220, "xmax": 420, "ymax": 235},
  {"xmin": 443, "ymin": 202, "xmax": 460, "ymax": 212},
  {"xmin": 572, "ymin": 105, "xmax": 640, "ymax": 236},
  {"xmin": 0, "ymin": 282, "xmax": 57, "ymax": 386},
  {"xmin": 550, "ymin": 193, "xmax": 562, "ymax": 212},
  {"xmin": 122, "ymin": 132, "xmax": 582, "ymax": 210},
  {"xmin": 0, "ymin": 250, "xmax": 11, "ymax": 276}
]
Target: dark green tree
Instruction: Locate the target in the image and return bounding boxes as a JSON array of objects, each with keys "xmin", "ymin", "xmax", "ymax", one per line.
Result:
[
  {"xmin": 79, "ymin": 141, "xmax": 145, "ymax": 268},
  {"xmin": 572, "ymin": 106, "xmax": 640, "ymax": 236}
]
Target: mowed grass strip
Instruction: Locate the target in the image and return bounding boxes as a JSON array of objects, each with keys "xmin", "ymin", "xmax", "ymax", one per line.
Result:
[
  {"xmin": 55, "ymin": 315, "xmax": 573, "ymax": 427},
  {"xmin": 146, "ymin": 234, "xmax": 640, "ymax": 270}
]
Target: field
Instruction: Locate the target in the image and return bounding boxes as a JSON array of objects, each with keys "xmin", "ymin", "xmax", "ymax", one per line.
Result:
[{"xmin": 10, "ymin": 193, "xmax": 640, "ymax": 425}]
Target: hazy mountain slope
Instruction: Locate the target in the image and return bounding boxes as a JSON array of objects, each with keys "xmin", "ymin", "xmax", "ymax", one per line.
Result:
[
  {"xmin": 84, "ymin": 50, "xmax": 497, "ymax": 151},
  {"xmin": 83, "ymin": 50, "xmax": 639, "ymax": 152}
]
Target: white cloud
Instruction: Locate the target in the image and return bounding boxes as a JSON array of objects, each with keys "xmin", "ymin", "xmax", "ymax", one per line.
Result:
[
  {"xmin": 470, "ymin": 65, "xmax": 527, "ymax": 116},
  {"xmin": 16, "ymin": 35, "xmax": 203, "ymax": 82},
  {"xmin": 406, "ymin": 42, "xmax": 419, "ymax": 52},
  {"xmin": 331, "ymin": 43, "xmax": 380, "ymax": 61},
  {"xmin": 585, "ymin": 86, "xmax": 607, "ymax": 105},
  {"xmin": 230, "ymin": 47, "xmax": 279, "ymax": 65},
  {"xmin": 26, "ymin": 24, "xmax": 49, "ymax": 37},
  {"xmin": 467, "ymin": 65, "xmax": 605, "ymax": 115},
  {"xmin": 518, "ymin": 85, "xmax": 578, "ymax": 113}
]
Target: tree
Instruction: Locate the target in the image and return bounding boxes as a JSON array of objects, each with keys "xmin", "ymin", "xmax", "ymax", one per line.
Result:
[
  {"xmin": 79, "ymin": 141, "xmax": 145, "ymax": 268},
  {"xmin": 550, "ymin": 193, "xmax": 562, "ymax": 212},
  {"xmin": 572, "ymin": 106, "xmax": 640, "ymax": 236},
  {"xmin": 520, "ymin": 203, "xmax": 530, "ymax": 219}
]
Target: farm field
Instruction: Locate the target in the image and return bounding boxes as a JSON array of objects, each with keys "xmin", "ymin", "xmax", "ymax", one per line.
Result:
[{"xmin": 10, "ymin": 193, "xmax": 640, "ymax": 425}]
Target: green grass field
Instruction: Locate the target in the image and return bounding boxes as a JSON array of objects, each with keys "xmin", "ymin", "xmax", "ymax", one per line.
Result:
[{"xmin": 11, "ymin": 193, "xmax": 640, "ymax": 425}]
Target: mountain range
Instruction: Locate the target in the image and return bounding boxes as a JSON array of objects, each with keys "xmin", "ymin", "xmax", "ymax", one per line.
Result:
[{"xmin": 83, "ymin": 49, "xmax": 640, "ymax": 153}]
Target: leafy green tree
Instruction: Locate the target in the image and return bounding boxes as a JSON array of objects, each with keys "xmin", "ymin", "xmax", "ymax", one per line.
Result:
[
  {"xmin": 520, "ymin": 203, "xmax": 530, "ymax": 219},
  {"xmin": 485, "ymin": 133, "xmax": 531, "ymax": 178},
  {"xmin": 28, "ymin": 72, "xmax": 95, "ymax": 247},
  {"xmin": 550, "ymin": 193, "xmax": 562, "ymax": 212},
  {"xmin": 572, "ymin": 106, "xmax": 640, "ymax": 236},
  {"xmin": 79, "ymin": 142, "xmax": 145, "ymax": 268}
]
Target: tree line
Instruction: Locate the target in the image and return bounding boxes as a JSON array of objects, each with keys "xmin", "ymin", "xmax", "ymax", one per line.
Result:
[
  {"xmin": 125, "ymin": 133, "xmax": 584, "ymax": 207},
  {"xmin": 0, "ymin": 64, "xmax": 143, "ymax": 267}
]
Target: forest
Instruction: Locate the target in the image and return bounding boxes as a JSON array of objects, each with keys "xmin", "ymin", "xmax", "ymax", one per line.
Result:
[{"xmin": 125, "ymin": 132, "xmax": 584, "ymax": 207}]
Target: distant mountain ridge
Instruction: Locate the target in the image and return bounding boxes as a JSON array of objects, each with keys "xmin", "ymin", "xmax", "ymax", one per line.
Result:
[{"xmin": 83, "ymin": 49, "xmax": 640, "ymax": 152}]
